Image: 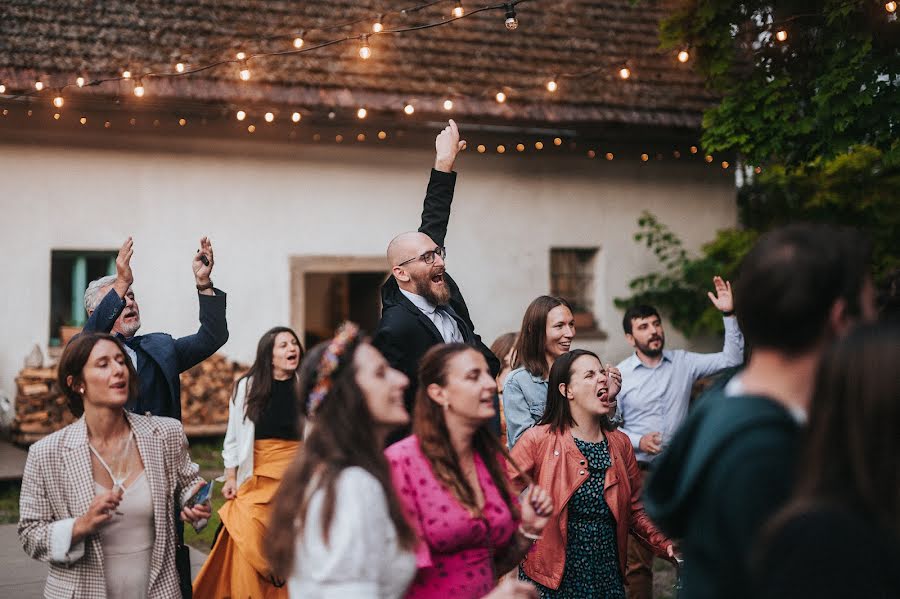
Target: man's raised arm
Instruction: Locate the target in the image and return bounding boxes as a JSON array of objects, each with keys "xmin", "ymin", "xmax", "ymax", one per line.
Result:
[
  {"xmin": 82, "ymin": 237, "xmax": 134, "ymax": 333},
  {"xmin": 418, "ymin": 120, "xmax": 466, "ymax": 247}
]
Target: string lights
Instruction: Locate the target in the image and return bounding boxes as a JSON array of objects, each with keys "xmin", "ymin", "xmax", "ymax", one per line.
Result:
[
  {"xmin": 775, "ymin": 29, "xmax": 788, "ymax": 41},
  {"xmin": 504, "ymin": 3, "xmax": 518, "ymax": 30},
  {"xmin": 359, "ymin": 35, "xmax": 372, "ymax": 60},
  {"xmin": 886, "ymin": 2, "xmax": 897, "ymax": 13},
  {"xmin": 453, "ymin": 1, "xmax": 464, "ymax": 17},
  {"xmin": 677, "ymin": 49, "xmax": 690, "ymax": 63},
  {"xmin": 133, "ymin": 80, "xmax": 145, "ymax": 97}
]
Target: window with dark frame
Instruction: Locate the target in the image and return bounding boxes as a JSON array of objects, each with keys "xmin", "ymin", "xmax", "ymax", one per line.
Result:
[
  {"xmin": 49, "ymin": 250, "xmax": 117, "ymax": 346},
  {"xmin": 550, "ymin": 248, "xmax": 600, "ymax": 329}
]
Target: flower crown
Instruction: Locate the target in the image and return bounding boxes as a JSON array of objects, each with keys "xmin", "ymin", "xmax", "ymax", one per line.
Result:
[{"xmin": 306, "ymin": 322, "xmax": 360, "ymax": 416}]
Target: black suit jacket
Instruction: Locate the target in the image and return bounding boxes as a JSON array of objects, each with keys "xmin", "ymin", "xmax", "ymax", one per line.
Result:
[
  {"xmin": 373, "ymin": 169, "xmax": 500, "ymax": 440},
  {"xmin": 80, "ymin": 288, "xmax": 229, "ymax": 420}
]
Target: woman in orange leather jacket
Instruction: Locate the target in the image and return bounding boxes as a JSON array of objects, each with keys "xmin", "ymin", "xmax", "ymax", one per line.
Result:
[{"xmin": 508, "ymin": 349, "xmax": 675, "ymax": 597}]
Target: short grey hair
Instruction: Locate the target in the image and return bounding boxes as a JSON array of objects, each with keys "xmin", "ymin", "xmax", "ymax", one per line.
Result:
[{"xmin": 83, "ymin": 275, "xmax": 117, "ymax": 314}]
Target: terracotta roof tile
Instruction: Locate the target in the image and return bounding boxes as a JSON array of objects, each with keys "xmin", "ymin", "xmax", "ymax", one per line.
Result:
[{"xmin": 0, "ymin": 0, "xmax": 714, "ymax": 130}]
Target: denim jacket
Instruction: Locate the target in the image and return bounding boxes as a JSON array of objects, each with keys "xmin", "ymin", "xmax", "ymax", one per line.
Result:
[{"xmin": 502, "ymin": 367, "xmax": 549, "ymax": 448}]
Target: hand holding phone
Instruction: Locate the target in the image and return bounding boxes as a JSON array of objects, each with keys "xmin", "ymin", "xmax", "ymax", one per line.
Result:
[{"xmin": 186, "ymin": 480, "xmax": 213, "ymax": 508}]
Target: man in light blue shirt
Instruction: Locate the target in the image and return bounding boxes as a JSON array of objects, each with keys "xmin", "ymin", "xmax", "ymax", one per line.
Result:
[{"xmin": 616, "ymin": 276, "xmax": 744, "ymax": 599}]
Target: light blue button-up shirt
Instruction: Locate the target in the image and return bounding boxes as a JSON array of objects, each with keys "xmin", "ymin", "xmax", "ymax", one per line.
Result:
[{"xmin": 616, "ymin": 316, "xmax": 744, "ymax": 463}]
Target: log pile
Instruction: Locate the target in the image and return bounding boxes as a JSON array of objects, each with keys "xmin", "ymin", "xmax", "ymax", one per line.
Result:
[
  {"xmin": 179, "ymin": 354, "xmax": 247, "ymax": 434},
  {"xmin": 11, "ymin": 354, "xmax": 247, "ymax": 444},
  {"xmin": 12, "ymin": 367, "xmax": 75, "ymax": 444}
]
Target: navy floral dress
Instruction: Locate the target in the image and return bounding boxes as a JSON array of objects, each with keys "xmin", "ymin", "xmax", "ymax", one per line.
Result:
[{"xmin": 521, "ymin": 435, "xmax": 625, "ymax": 599}]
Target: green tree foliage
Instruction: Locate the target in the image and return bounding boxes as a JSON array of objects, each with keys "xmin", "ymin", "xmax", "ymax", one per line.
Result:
[{"xmin": 616, "ymin": 2, "xmax": 899, "ymax": 337}]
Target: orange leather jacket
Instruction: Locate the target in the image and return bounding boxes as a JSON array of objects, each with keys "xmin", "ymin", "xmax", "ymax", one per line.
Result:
[{"xmin": 508, "ymin": 424, "xmax": 672, "ymax": 590}]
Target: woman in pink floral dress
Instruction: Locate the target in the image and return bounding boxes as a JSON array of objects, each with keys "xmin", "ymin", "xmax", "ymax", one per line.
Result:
[{"xmin": 387, "ymin": 344, "xmax": 553, "ymax": 599}]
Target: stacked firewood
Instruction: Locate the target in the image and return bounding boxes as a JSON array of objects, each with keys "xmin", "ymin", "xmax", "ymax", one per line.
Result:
[
  {"xmin": 11, "ymin": 354, "xmax": 247, "ymax": 444},
  {"xmin": 12, "ymin": 367, "xmax": 75, "ymax": 444},
  {"xmin": 180, "ymin": 354, "xmax": 247, "ymax": 432}
]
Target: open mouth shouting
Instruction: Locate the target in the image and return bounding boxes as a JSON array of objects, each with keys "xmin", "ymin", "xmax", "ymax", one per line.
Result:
[{"xmin": 430, "ymin": 269, "xmax": 446, "ymax": 285}]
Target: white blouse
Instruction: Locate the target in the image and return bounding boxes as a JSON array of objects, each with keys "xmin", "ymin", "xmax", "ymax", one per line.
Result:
[{"xmin": 288, "ymin": 467, "xmax": 416, "ymax": 599}]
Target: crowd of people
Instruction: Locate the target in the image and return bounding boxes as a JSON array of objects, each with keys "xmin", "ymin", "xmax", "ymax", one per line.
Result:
[{"xmin": 16, "ymin": 120, "xmax": 899, "ymax": 599}]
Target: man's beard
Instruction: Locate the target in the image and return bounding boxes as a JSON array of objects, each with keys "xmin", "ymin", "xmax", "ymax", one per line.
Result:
[
  {"xmin": 412, "ymin": 272, "xmax": 451, "ymax": 306},
  {"xmin": 636, "ymin": 334, "xmax": 664, "ymax": 358},
  {"xmin": 119, "ymin": 318, "xmax": 142, "ymax": 337}
]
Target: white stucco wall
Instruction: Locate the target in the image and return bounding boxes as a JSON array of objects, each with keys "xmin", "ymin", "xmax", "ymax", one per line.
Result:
[{"xmin": 0, "ymin": 134, "xmax": 737, "ymax": 399}]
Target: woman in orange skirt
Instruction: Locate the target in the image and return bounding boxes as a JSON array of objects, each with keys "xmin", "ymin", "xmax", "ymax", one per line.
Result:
[{"xmin": 193, "ymin": 327, "xmax": 304, "ymax": 599}]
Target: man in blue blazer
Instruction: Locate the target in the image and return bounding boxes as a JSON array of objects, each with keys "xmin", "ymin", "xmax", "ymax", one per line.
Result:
[{"xmin": 80, "ymin": 236, "xmax": 229, "ymax": 420}]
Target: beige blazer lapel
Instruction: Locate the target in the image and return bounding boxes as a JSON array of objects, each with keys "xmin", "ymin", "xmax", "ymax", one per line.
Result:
[
  {"xmin": 61, "ymin": 417, "xmax": 107, "ymax": 580},
  {"xmin": 129, "ymin": 413, "xmax": 170, "ymax": 594}
]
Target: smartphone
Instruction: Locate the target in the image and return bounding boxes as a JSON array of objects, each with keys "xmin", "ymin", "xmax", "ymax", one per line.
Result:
[
  {"xmin": 186, "ymin": 480, "xmax": 213, "ymax": 507},
  {"xmin": 199, "ymin": 254, "xmax": 210, "ymax": 266}
]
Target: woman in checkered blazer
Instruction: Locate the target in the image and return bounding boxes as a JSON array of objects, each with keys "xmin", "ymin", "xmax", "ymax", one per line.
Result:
[{"xmin": 18, "ymin": 333, "xmax": 211, "ymax": 599}]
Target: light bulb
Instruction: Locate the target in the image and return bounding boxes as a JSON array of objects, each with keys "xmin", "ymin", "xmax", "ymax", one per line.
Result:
[
  {"xmin": 236, "ymin": 110, "xmax": 246, "ymax": 121},
  {"xmin": 122, "ymin": 70, "xmax": 131, "ymax": 79},
  {"xmin": 775, "ymin": 29, "xmax": 787, "ymax": 42},
  {"xmin": 247, "ymin": 124, "xmax": 256, "ymax": 133},
  {"xmin": 443, "ymin": 99, "xmax": 453, "ymax": 110},
  {"xmin": 553, "ymin": 137, "xmax": 562, "ymax": 146},
  {"xmin": 133, "ymin": 81, "xmax": 145, "ymax": 97},
  {"xmin": 357, "ymin": 107, "xmax": 367, "ymax": 119},
  {"xmin": 293, "ymin": 37, "xmax": 304, "ymax": 49},
  {"xmin": 477, "ymin": 144, "xmax": 486, "ymax": 153},
  {"xmin": 176, "ymin": 63, "xmax": 185, "ymax": 73},
  {"xmin": 495, "ymin": 91, "xmax": 506, "ymax": 103},
  {"xmin": 404, "ymin": 103, "xmax": 415, "ymax": 115},
  {"xmin": 373, "ymin": 16, "xmax": 384, "ymax": 33},
  {"xmin": 292, "ymin": 112, "xmax": 301, "ymax": 122},
  {"xmin": 76, "ymin": 77, "xmax": 85, "ymax": 87},
  {"xmin": 641, "ymin": 153, "xmax": 649, "ymax": 162},
  {"xmin": 239, "ymin": 65, "xmax": 251, "ymax": 81},
  {"xmin": 453, "ymin": 1, "xmax": 464, "ymax": 17},
  {"xmin": 178, "ymin": 118, "xmax": 186, "ymax": 126},
  {"xmin": 236, "ymin": 51, "xmax": 246, "ymax": 60},
  {"xmin": 359, "ymin": 36, "xmax": 371, "ymax": 60},
  {"xmin": 35, "ymin": 81, "xmax": 44, "ymax": 91},
  {"xmin": 265, "ymin": 112, "xmax": 274, "ymax": 122},
  {"xmin": 546, "ymin": 80, "xmax": 558, "ymax": 92},
  {"xmin": 887, "ymin": 1, "xmax": 898, "ymax": 12},
  {"xmin": 0, "ymin": 84, "xmax": 5, "ymax": 94},
  {"xmin": 53, "ymin": 95, "xmax": 64, "ymax": 108},
  {"xmin": 517, "ymin": 143, "xmax": 525, "ymax": 152},
  {"xmin": 721, "ymin": 161, "xmax": 730, "ymax": 169},
  {"xmin": 678, "ymin": 50, "xmax": 690, "ymax": 63},
  {"xmin": 378, "ymin": 131, "xmax": 387, "ymax": 140},
  {"xmin": 497, "ymin": 145, "xmax": 506, "ymax": 154},
  {"xmin": 80, "ymin": 117, "xmax": 87, "ymax": 125},
  {"xmin": 619, "ymin": 66, "xmax": 631, "ymax": 79},
  {"xmin": 535, "ymin": 141, "xmax": 544, "ymax": 150},
  {"xmin": 606, "ymin": 152, "xmax": 614, "ymax": 160},
  {"xmin": 504, "ymin": 4, "xmax": 518, "ymax": 30}
]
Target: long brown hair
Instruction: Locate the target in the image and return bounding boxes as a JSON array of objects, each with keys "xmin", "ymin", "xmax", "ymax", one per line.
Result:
[
  {"xmin": 267, "ymin": 334, "xmax": 416, "ymax": 577},
  {"xmin": 414, "ymin": 343, "xmax": 527, "ymax": 518},
  {"xmin": 58, "ymin": 333, "xmax": 139, "ymax": 417},
  {"xmin": 512, "ymin": 296, "xmax": 572, "ymax": 379},
  {"xmin": 539, "ymin": 349, "xmax": 615, "ymax": 433},
  {"xmin": 236, "ymin": 326, "xmax": 303, "ymax": 424},
  {"xmin": 780, "ymin": 323, "xmax": 900, "ymax": 535}
]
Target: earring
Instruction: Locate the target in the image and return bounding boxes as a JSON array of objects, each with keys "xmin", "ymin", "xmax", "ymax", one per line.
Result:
[{"xmin": 79, "ymin": 387, "xmax": 85, "ymax": 394}]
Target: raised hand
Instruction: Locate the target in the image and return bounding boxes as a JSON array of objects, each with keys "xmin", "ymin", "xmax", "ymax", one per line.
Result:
[
  {"xmin": 112, "ymin": 237, "xmax": 134, "ymax": 298},
  {"xmin": 434, "ymin": 119, "xmax": 467, "ymax": 173},
  {"xmin": 192, "ymin": 236, "xmax": 214, "ymax": 285},
  {"xmin": 604, "ymin": 365, "xmax": 623, "ymax": 399},
  {"xmin": 707, "ymin": 275, "xmax": 734, "ymax": 313},
  {"xmin": 72, "ymin": 489, "xmax": 123, "ymax": 542}
]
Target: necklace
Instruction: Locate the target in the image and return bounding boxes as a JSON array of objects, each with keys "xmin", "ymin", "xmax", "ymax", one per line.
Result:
[{"xmin": 89, "ymin": 428, "xmax": 134, "ymax": 494}]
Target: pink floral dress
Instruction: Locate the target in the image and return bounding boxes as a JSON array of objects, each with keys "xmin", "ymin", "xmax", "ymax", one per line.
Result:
[{"xmin": 386, "ymin": 436, "xmax": 519, "ymax": 599}]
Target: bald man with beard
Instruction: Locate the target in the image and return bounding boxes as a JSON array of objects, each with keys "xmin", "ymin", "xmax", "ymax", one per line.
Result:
[{"xmin": 374, "ymin": 121, "xmax": 501, "ymax": 443}]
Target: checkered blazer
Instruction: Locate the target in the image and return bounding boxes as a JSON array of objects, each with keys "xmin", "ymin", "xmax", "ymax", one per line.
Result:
[{"xmin": 18, "ymin": 412, "xmax": 203, "ymax": 599}]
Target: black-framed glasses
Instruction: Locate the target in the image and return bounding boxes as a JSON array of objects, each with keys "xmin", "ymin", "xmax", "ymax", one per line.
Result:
[{"xmin": 397, "ymin": 246, "xmax": 446, "ymax": 267}]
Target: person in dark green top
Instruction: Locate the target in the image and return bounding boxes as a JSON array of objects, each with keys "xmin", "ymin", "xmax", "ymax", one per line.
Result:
[{"xmin": 644, "ymin": 224, "xmax": 877, "ymax": 599}]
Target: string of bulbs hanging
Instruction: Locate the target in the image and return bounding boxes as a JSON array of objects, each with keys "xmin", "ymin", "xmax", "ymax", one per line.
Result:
[{"xmin": 0, "ymin": 0, "xmax": 693, "ymax": 114}]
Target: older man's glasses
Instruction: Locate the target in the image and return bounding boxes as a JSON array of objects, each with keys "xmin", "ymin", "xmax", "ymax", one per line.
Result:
[{"xmin": 397, "ymin": 246, "xmax": 446, "ymax": 267}]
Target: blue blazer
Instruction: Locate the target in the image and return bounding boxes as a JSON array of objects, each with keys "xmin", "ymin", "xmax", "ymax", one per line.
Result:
[{"xmin": 81, "ymin": 287, "xmax": 229, "ymax": 420}]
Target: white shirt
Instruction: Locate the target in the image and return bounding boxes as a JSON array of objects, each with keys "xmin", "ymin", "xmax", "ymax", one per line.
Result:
[
  {"xmin": 289, "ymin": 467, "xmax": 416, "ymax": 599},
  {"xmin": 399, "ymin": 289, "xmax": 464, "ymax": 343},
  {"xmin": 221, "ymin": 378, "xmax": 256, "ymax": 489}
]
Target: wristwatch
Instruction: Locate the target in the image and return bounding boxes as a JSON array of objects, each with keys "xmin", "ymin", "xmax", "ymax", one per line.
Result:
[
  {"xmin": 722, "ymin": 310, "xmax": 734, "ymax": 317},
  {"xmin": 196, "ymin": 280, "xmax": 214, "ymax": 291}
]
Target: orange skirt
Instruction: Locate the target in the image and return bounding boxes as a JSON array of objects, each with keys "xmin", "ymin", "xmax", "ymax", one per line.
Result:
[{"xmin": 193, "ymin": 439, "xmax": 299, "ymax": 599}]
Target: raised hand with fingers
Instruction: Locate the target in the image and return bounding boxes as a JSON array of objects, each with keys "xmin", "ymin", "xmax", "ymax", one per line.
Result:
[
  {"xmin": 112, "ymin": 237, "xmax": 135, "ymax": 298},
  {"xmin": 519, "ymin": 484, "xmax": 553, "ymax": 538},
  {"xmin": 434, "ymin": 119, "xmax": 467, "ymax": 173},
  {"xmin": 193, "ymin": 236, "xmax": 215, "ymax": 291},
  {"xmin": 707, "ymin": 275, "xmax": 734, "ymax": 314},
  {"xmin": 72, "ymin": 489, "xmax": 123, "ymax": 543}
]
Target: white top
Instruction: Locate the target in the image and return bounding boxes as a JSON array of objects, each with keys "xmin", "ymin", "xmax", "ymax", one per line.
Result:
[
  {"xmin": 222, "ymin": 377, "xmax": 255, "ymax": 488},
  {"xmin": 95, "ymin": 473, "xmax": 154, "ymax": 599},
  {"xmin": 288, "ymin": 467, "xmax": 416, "ymax": 599},
  {"xmin": 398, "ymin": 288, "xmax": 464, "ymax": 343}
]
